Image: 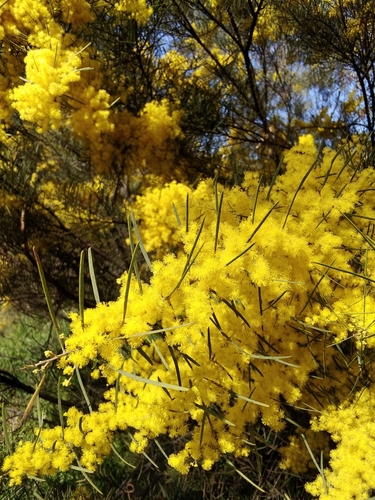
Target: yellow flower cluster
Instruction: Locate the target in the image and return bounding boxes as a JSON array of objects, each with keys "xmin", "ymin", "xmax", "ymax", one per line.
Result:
[
  {"xmin": 12, "ymin": 39, "xmax": 81, "ymax": 132},
  {"xmin": 115, "ymin": 0, "xmax": 153, "ymax": 23},
  {"xmin": 0, "ymin": 0, "xmax": 187, "ymax": 177},
  {"xmin": 2, "ymin": 435, "xmax": 74, "ymax": 486},
  {"xmin": 2, "ymin": 407, "xmax": 116, "ymax": 485},
  {"xmin": 29, "ymin": 163, "xmax": 120, "ymax": 235},
  {"xmin": 306, "ymin": 388, "xmax": 375, "ymax": 500},
  {"xmin": 60, "ymin": 0, "xmax": 95, "ymax": 26},
  {"xmin": 4, "ymin": 139, "xmax": 375, "ymax": 492},
  {"xmin": 123, "ymin": 99, "xmax": 184, "ymax": 177},
  {"xmin": 130, "ymin": 180, "xmax": 191, "ymax": 255}
]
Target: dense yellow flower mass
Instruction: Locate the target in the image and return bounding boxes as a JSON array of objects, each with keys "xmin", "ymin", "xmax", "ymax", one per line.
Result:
[
  {"xmin": 2, "ymin": 439, "xmax": 74, "ymax": 485},
  {"xmin": 11, "ymin": 32, "xmax": 82, "ymax": 131},
  {"xmin": 0, "ymin": 0, "xmax": 187, "ymax": 177},
  {"xmin": 306, "ymin": 389, "xmax": 375, "ymax": 500},
  {"xmin": 4, "ymin": 139, "xmax": 375, "ymax": 500}
]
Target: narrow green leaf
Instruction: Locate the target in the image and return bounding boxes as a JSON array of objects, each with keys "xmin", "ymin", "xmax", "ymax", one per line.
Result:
[
  {"xmin": 234, "ymin": 393, "xmax": 269, "ymax": 407},
  {"xmin": 71, "ymin": 459, "xmax": 103, "ymax": 496},
  {"xmin": 136, "ymin": 346, "xmax": 154, "ymax": 366},
  {"xmin": 158, "ymin": 377, "xmax": 173, "ymax": 400},
  {"xmin": 210, "ymin": 312, "xmax": 298, "ymax": 366},
  {"xmin": 200, "ymin": 411, "xmax": 206, "ymax": 447},
  {"xmin": 266, "ymin": 156, "xmax": 284, "ymax": 201},
  {"xmin": 79, "ymin": 416, "xmax": 84, "ymax": 434},
  {"xmin": 321, "ymin": 142, "xmax": 346, "ymax": 189},
  {"xmin": 168, "ymin": 217, "xmax": 205, "ymax": 297},
  {"xmin": 33, "ymin": 490, "xmax": 45, "ymax": 500},
  {"xmin": 313, "ymin": 260, "xmax": 375, "ymax": 284},
  {"xmin": 258, "ymin": 287, "xmax": 262, "ymax": 316},
  {"xmin": 168, "ymin": 345, "xmax": 182, "ymax": 386},
  {"xmin": 57, "ymin": 378, "xmax": 64, "ymax": 438},
  {"xmin": 151, "ymin": 340, "xmax": 170, "ymax": 371},
  {"xmin": 240, "ymin": 438, "xmax": 256, "ymax": 447},
  {"xmin": 79, "ymin": 250, "xmax": 85, "ymax": 328},
  {"xmin": 180, "ymin": 351, "xmax": 200, "ymax": 367},
  {"xmin": 363, "ymin": 249, "xmax": 369, "ymax": 328},
  {"xmin": 154, "ymin": 439, "xmax": 169, "ymax": 460},
  {"xmin": 342, "ymin": 212, "xmax": 375, "ymax": 252},
  {"xmin": 74, "ymin": 42, "xmax": 92, "ymax": 57},
  {"xmin": 127, "ymin": 322, "xmax": 195, "ymax": 339},
  {"xmin": 110, "ymin": 443, "xmax": 137, "ymax": 468},
  {"xmin": 255, "ymin": 332, "xmax": 280, "ymax": 354},
  {"xmin": 299, "ymin": 259, "xmax": 336, "ymax": 316},
  {"xmin": 262, "ymin": 290, "xmax": 288, "ymax": 312},
  {"xmin": 70, "ymin": 465, "xmax": 94, "ymax": 474},
  {"xmin": 127, "ymin": 215, "xmax": 142, "ymax": 294},
  {"xmin": 250, "ymin": 354, "xmax": 299, "ymax": 368},
  {"xmin": 335, "ymin": 182, "xmax": 348, "ymax": 198},
  {"xmin": 334, "ymin": 148, "xmax": 357, "ymax": 182},
  {"xmin": 88, "ymin": 248, "xmax": 101, "ymax": 304},
  {"xmin": 115, "ymin": 371, "xmax": 120, "ymax": 411},
  {"xmin": 2, "ymin": 403, "xmax": 12, "ymax": 452},
  {"xmin": 24, "ymin": 475, "xmax": 45, "ymax": 483},
  {"xmin": 108, "ymin": 96, "xmax": 121, "ymax": 108},
  {"xmin": 128, "ymin": 432, "xmax": 159, "ymax": 468},
  {"xmin": 301, "ymin": 433, "xmax": 327, "ymax": 494},
  {"xmin": 36, "ymin": 393, "xmax": 42, "ymax": 428},
  {"xmin": 207, "ymin": 327, "xmax": 212, "ymax": 360},
  {"xmin": 16, "ymin": 369, "xmax": 48, "ymax": 431},
  {"xmin": 221, "ymin": 297, "xmax": 250, "ymax": 327},
  {"xmin": 214, "ymin": 172, "xmax": 219, "ymax": 212},
  {"xmin": 225, "ymin": 242, "xmax": 255, "ymax": 267},
  {"xmin": 283, "ymin": 150, "xmax": 322, "ymax": 229},
  {"xmin": 123, "ymin": 241, "xmax": 140, "ymax": 323},
  {"xmin": 252, "ymin": 175, "xmax": 263, "ymax": 224},
  {"xmin": 185, "ymin": 194, "xmax": 189, "ymax": 233},
  {"xmin": 183, "ymin": 217, "xmax": 205, "ymax": 275},
  {"xmin": 172, "ymin": 242, "xmax": 204, "ymax": 293},
  {"xmin": 226, "ymin": 459, "xmax": 266, "ymax": 493},
  {"xmin": 0, "ymin": 1, "xmax": 10, "ymax": 12},
  {"xmin": 33, "ymin": 247, "xmax": 64, "ymax": 351},
  {"xmin": 33, "ymin": 426, "xmax": 43, "ymax": 452},
  {"xmin": 350, "ymin": 213, "xmax": 375, "ymax": 221},
  {"xmin": 210, "ymin": 313, "xmax": 248, "ymax": 356},
  {"xmin": 130, "ymin": 213, "xmax": 151, "ymax": 271},
  {"xmin": 248, "ymin": 423, "xmax": 262, "ymax": 473},
  {"xmin": 75, "ymin": 367, "xmax": 92, "ymax": 413},
  {"xmin": 181, "ymin": 354, "xmax": 192, "ymax": 369},
  {"xmin": 285, "ymin": 416, "xmax": 303, "ymax": 428},
  {"xmin": 142, "ymin": 450, "xmax": 159, "ymax": 468},
  {"xmin": 114, "ymin": 368, "xmax": 189, "ymax": 391},
  {"xmin": 320, "ymin": 451, "xmax": 325, "ymax": 485},
  {"xmin": 247, "ymin": 202, "xmax": 279, "ymax": 243},
  {"xmin": 214, "ymin": 190, "xmax": 224, "ymax": 253},
  {"xmin": 172, "ymin": 202, "xmax": 181, "ymax": 227},
  {"xmin": 194, "ymin": 403, "xmax": 235, "ymax": 427}
]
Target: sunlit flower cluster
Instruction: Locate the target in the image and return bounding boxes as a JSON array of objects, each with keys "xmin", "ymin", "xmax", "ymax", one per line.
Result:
[
  {"xmin": 2, "ymin": 438, "xmax": 74, "ymax": 486},
  {"xmin": 306, "ymin": 388, "xmax": 375, "ymax": 500},
  {"xmin": 4, "ymin": 139, "xmax": 375, "ymax": 497},
  {"xmin": 115, "ymin": 0, "xmax": 153, "ymax": 23},
  {"xmin": 0, "ymin": 0, "xmax": 187, "ymax": 176},
  {"xmin": 12, "ymin": 39, "xmax": 82, "ymax": 132}
]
